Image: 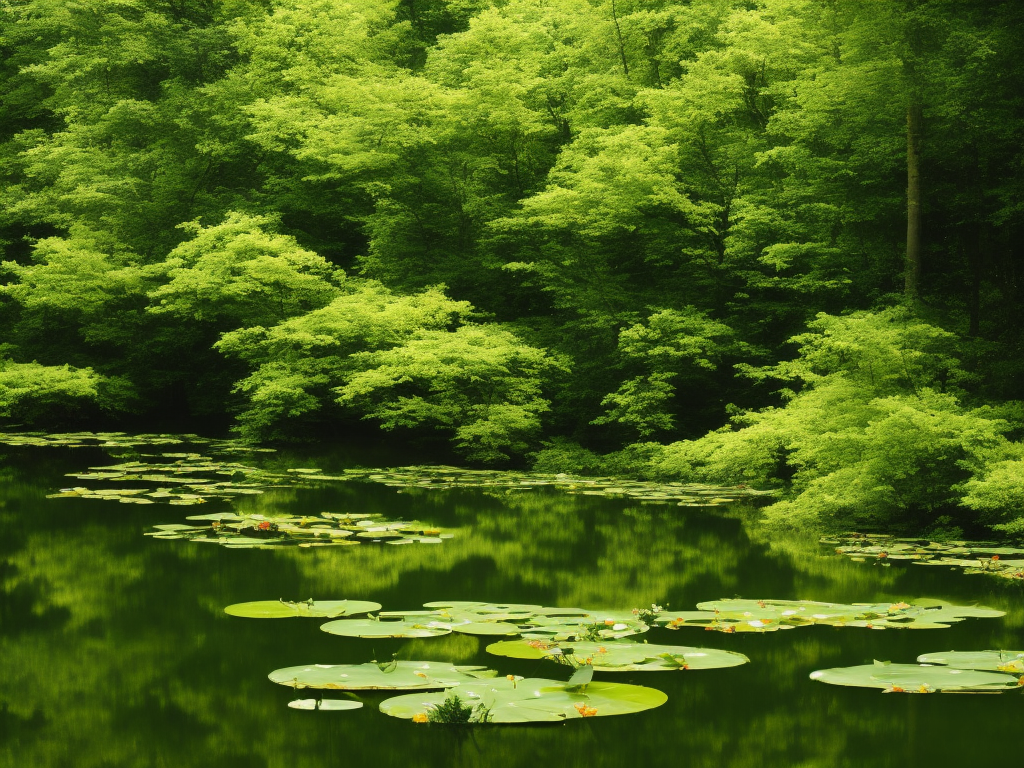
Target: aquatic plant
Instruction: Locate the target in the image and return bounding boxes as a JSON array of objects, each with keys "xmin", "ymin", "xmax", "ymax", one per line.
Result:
[
  {"xmin": 825, "ymin": 533, "xmax": 1024, "ymax": 581},
  {"xmin": 485, "ymin": 639, "xmax": 749, "ymax": 672},
  {"xmin": 268, "ymin": 661, "xmax": 497, "ymax": 690},
  {"xmin": 656, "ymin": 598, "xmax": 1004, "ymax": 632},
  {"xmin": 224, "ymin": 599, "xmax": 382, "ymax": 618},
  {"xmin": 380, "ymin": 676, "xmax": 668, "ymax": 723},
  {"xmin": 809, "ymin": 660, "xmax": 1023, "ymax": 693},
  {"xmin": 146, "ymin": 512, "xmax": 451, "ymax": 549}
]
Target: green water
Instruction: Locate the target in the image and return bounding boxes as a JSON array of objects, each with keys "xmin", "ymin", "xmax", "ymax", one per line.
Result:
[{"xmin": 1, "ymin": 444, "xmax": 1021, "ymax": 768}]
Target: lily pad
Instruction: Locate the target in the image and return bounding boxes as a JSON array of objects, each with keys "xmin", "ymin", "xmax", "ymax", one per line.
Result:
[
  {"xmin": 321, "ymin": 618, "xmax": 453, "ymax": 638},
  {"xmin": 224, "ymin": 599, "xmax": 382, "ymax": 619},
  {"xmin": 450, "ymin": 622, "xmax": 522, "ymax": 636},
  {"xmin": 288, "ymin": 699, "xmax": 363, "ymax": 711},
  {"xmin": 485, "ymin": 639, "xmax": 749, "ymax": 671},
  {"xmin": 379, "ymin": 676, "xmax": 668, "ymax": 723},
  {"xmin": 809, "ymin": 660, "xmax": 1023, "ymax": 693},
  {"xmin": 269, "ymin": 661, "xmax": 496, "ymax": 690},
  {"xmin": 916, "ymin": 650, "xmax": 1024, "ymax": 674}
]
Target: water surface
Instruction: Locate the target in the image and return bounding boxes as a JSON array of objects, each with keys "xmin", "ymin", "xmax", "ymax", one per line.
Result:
[{"xmin": 1, "ymin": 444, "xmax": 1021, "ymax": 768}]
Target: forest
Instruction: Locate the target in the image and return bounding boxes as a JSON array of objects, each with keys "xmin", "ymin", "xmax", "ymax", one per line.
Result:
[{"xmin": 1, "ymin": 0, "xmax": 1023, "ymax": 536}]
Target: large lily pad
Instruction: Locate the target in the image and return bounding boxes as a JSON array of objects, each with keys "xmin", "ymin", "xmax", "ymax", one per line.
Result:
[
  {"xmin": 224, "ymin": 599, "xmax": 381, "ymax": 619},
  {"xmin": 916, "ymin": 650, "xmax": 1024, "ymax": 674},
  {"xmin": 485, "ymin": 639, "xmax": 749, "ymax": 672},
  {"xmin": 321, "ymin": 618, "xmax": 453, "ymax": 638},
  {"xmin": 379, "ymin": 676, "xmax": 668, "ymax": 723},
  {"xmin": 809, "ymin": 660, "xmax": 1023, "ymax": 693},
  {"xmin": 268, "ymin": 661, "xmax": 496, "ymax": 690}
]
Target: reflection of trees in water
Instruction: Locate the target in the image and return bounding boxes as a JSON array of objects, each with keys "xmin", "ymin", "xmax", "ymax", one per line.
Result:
[{"xmin": 0, "ymin": 455, "xmax": 1022, "ymax": 768}]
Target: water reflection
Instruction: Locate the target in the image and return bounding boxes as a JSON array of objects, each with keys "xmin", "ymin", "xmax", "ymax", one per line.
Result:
[{"xmin": 0, "ymin": 446, "xmax": 1021, "ymax": 768}]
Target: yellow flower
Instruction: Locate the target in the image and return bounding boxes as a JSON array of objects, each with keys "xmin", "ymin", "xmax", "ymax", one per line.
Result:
[
  {"xmin": 412, "ymin": 713, "xmax": 428, "ymax": 723},
  {"xmin": 574, "ymin": 703, "xmax": 598, "ymax": 717}
]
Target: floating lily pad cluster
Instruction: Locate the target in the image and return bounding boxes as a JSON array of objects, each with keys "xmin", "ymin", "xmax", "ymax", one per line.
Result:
[
  {"xmin": 146, "ymin": 512, "xmax": 453, "ymax": 549},
  {"xmin": 810, "ymin": 654, "xmax": 1024, "ymax": 694},
  {"xmin": 320, "ymin": 601, "xmax": 649, "ymax": 640},
  {"xmin": 236, "ymin": 598, "xmax": 741, "ymax": 722},
  {"xmin": 0, "ymin": 430, "xmax": 273, "ymax": 453},
  {"xmin": 48, "ymin": 454, "xmax": 351, "ymax": 506},
  {"xmin": 342, "ymin": 466, "xmax": 773, "ymax": 506},
  {"xmin": 653, "ymin": 598, "xmax": 1005, "ymax": 633},
  {"xmin": 824, "ymin": 533, "xmax": 1024, "ymax": 581}
]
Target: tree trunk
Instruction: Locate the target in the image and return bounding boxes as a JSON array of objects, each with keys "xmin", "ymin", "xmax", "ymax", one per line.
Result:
[
  {"xmin": 904, "ymin": 101, "xmax": 923, "ymax": 299},
  {"xmin": 611, "ymin": 0, "xmax": 630, "ymax": 77}
]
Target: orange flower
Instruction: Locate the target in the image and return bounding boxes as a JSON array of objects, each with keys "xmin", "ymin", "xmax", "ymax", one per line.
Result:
[
  {"xmin": 604, "ymin": 619, "xmax": 615, "ymax": 626},
  {"xmin": 598, "ymin": 647, "xmax": 607, "ymax": 654},
  {"xmin": 992, "ymin": 555, "xmax": 1001, "ymax": 561},
  {"xmin": 877, "ymin": 552, "xmax": 888, "ymax": 559},
  {"xmin": 889, "ymin": 686, "xmax": 905, "ymax": 693},
  {"xmin": 724, "ymin": 626, "xmax": 736, "ymax": 634},
  {"xmin": 258, "ymin": 521, "xmax": 271, "ymax": 530},
  {"xmin": 574, "ymin": 703, "xmax": 598, "ymax": 717},
  {"xmin": 412, "ymin": 713, "xmax": 428, "ymax": 723}
]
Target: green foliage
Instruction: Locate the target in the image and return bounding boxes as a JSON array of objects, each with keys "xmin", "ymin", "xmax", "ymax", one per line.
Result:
[
  {"xmin": 652, "ymin": 309, "xmax": 1023, "ymax": 530},
  {"xmin": 337, "ymin": 325, "xmax": 567, "ymax": 462},
  {"xmin": 148, "ymin": 212, "xmax": 342, "ymax": 328},
  {"xmin": 0, "ymin": 357, "xmax": 131, "ymax": 423},
  {"xmin": 962, "ymin": 460, "xmax": 1024, "ymax": 535},
  {"xmin": 0, "ymin": 0, "xmax": 1022, "ymax": 520},
  {"xmin": 593, "ymin": 308, "xmax": 742, "ymax": 437},
  {"xmin": 215, "ymin": 283, "xmax": 473, "ymax": 439}
]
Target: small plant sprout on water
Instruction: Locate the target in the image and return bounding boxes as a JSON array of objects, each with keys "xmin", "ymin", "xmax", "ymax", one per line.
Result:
[
  {"xmin": 633, "ymin": 604, "xmax": 663, "ymax": 624},
  {"xmin": 421, "ymin": 694, "xmax": 492, "ymax": 724}
]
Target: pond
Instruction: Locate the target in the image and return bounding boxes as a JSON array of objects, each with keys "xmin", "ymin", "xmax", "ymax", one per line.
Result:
[{"xmin": 1, "ymin": 438, "xmax": 1021, "ymax": 768}]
